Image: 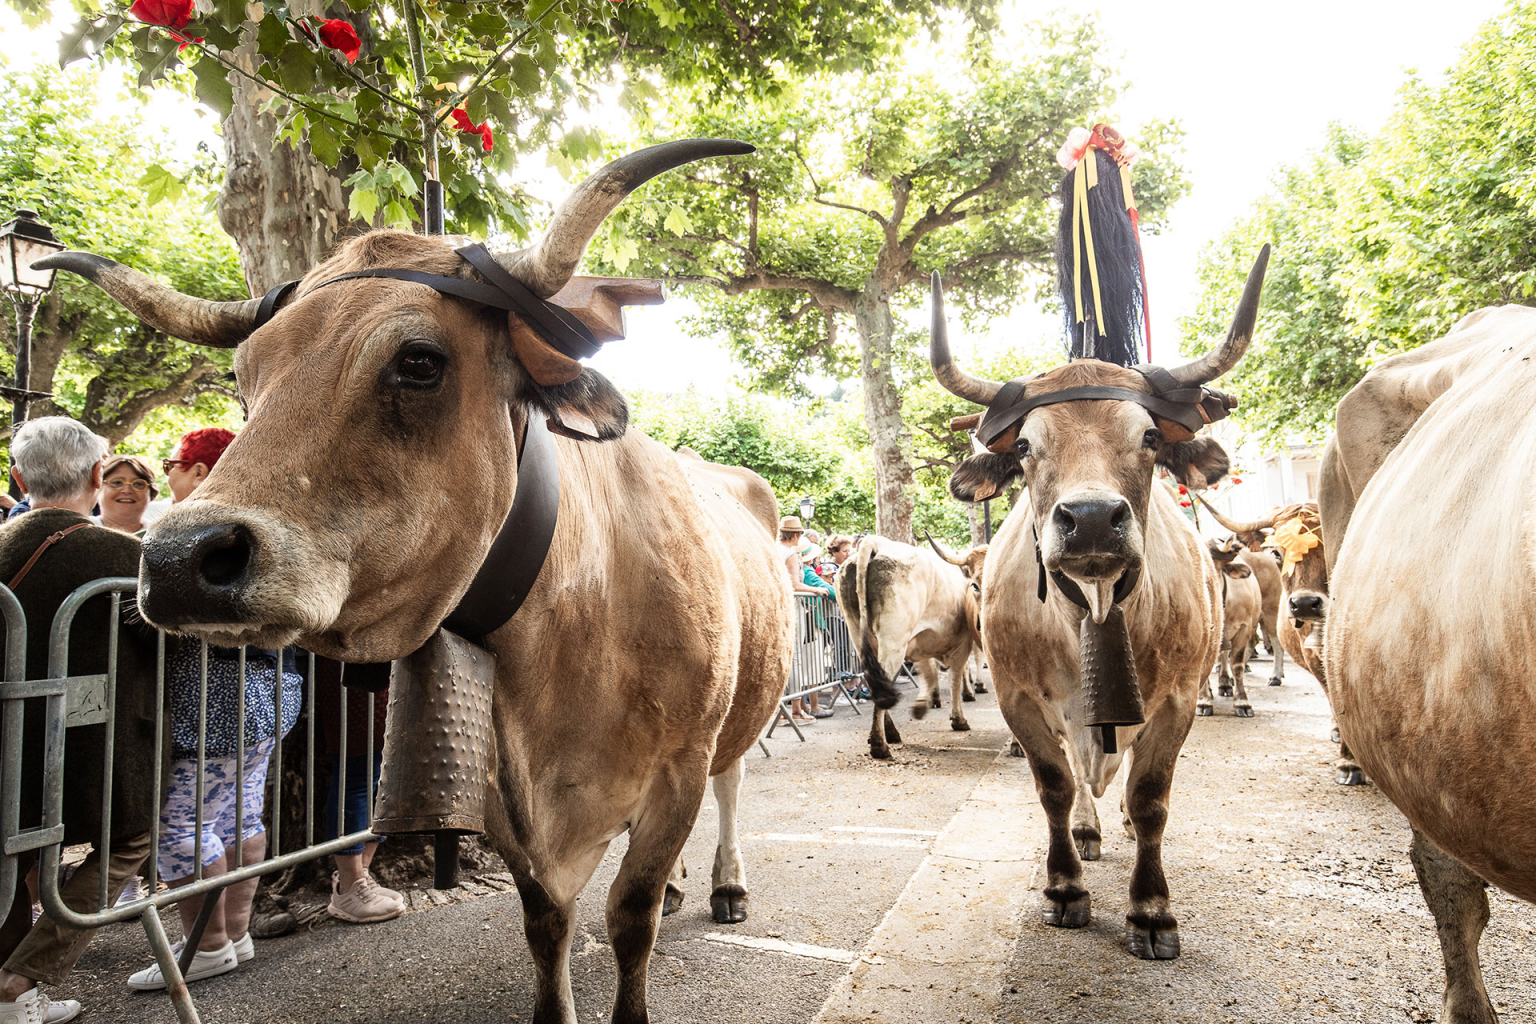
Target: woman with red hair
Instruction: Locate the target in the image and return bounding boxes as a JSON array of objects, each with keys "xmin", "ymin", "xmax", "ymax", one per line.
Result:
[{"xmin": 161, "ymin": 427, "xmax": 236, "ymax": 504}]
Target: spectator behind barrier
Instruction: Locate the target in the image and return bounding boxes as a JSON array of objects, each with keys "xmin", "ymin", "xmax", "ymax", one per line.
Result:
[
  {"xmin": 779, "ymin": 516, "xmax": 833, "ymax": 723},
  {"xmin": 97, "ymin": 455, "xmax": 161, "ymax": 536},
  {"xmin": 0, "ymin": 417, "xmax": 165, "ymax": 1024},
  {"xmin": 126, "ymin": 426, "xmax": 302, "ymax": 992}
]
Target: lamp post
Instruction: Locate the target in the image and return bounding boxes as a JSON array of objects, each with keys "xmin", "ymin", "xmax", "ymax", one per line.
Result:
[
  {"xmin": 798, "ymin": 495, "xmax": 816, "ymax": 523},
  {"xmin": 1, "ymin": 209, "xmax": 65, "ymax": 496}
]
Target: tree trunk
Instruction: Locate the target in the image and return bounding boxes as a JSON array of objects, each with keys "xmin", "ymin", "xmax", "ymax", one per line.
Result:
[
  {"xmin": 968, "ymin": 502, "xmax": 989, "ymax": 546},
  {"xmin": 853, "ymin": 290, "xmax": 915, "ymax": 544},
  {"xmin": 219, "ymin": 64, "xmax": 357, "ymax": 296}
]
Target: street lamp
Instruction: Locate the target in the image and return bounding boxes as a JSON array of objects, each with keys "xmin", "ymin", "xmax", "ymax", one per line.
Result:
[
  {"xmin": 0, "ymin": 210, "xmax": 65, "ymax": 498},
  {"xmin": 798, "ymin": 495, "xmax": 816, "ymax": 522}
]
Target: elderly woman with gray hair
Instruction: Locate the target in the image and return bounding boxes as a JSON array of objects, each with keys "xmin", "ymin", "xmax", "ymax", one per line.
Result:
[{"xmin": 0, "ymin": 417, "xmax": 164, "ymax": 1024}]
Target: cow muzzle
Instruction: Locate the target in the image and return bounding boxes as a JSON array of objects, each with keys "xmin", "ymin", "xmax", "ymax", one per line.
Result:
[
  {"xmin": 1288, "ymin": 591, "xmax": 1327, "ymax": 624},
  {"xmin": 140, "ymin": 503, "xmax": 347, "ymax": 647}
]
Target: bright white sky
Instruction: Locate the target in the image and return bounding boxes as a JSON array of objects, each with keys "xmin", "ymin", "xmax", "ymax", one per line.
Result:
[{"xmin": 0, "ymin": 0, "xmax": 1511, "ymax": 396}]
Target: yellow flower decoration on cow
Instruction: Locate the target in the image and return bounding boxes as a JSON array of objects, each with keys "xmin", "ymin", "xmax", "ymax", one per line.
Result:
[{"xmin": 1270, "ymin": 518, "xmax": 1321, "ymax": 577}]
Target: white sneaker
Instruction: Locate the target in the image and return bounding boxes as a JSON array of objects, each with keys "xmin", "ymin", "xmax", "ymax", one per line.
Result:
[
  {"xmin": 126, "ymin": 940, "xmax": 238, "ymax": 991},
  {"xmin": 366, "ymin": 871, "xmax": 403, "ymax": 904},
  {"xmin": 232, "ymin": 932, "xmax": 255, "ymax": 963},
  {"xmin": 114, "ymin": 876, "xmax": 142, "ymax": 908},
  {"xmin": 0, "ymin": 987, "xmax": 81, "ymax": 1024},
  {"xmin": 328, "ymin": 871, "xmax": 404, "ymax": 923}
]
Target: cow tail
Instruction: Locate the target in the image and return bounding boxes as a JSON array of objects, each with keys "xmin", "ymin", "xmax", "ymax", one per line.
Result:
[{"xmin": 852, "ymin": 538, "xmax": 898, "ymax": 709}]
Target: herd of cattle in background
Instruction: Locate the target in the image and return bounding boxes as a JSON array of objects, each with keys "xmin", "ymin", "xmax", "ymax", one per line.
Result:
[{"xmin": 37, "ymin": 139, "xmax": 1534, "ymax": 1024}]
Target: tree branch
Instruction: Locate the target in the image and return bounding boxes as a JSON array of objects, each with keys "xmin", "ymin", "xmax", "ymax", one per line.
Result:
[
  {"xmin": 901, "ymin": 150, "xmax": 1025, "ymax": 249},
  {"xmin": 794, "ymin": 132, "xmax": 887, "ymax": 227}
]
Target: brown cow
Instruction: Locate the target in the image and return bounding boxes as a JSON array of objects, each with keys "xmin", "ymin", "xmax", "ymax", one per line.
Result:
[
  {"xmin": 1322, "ymin": 305, "xmax": 1536, "ymax": 1024},
  {"xmin": 1195, "ymin": 494, "xmax": 1286, "ymax": 686},
  {"xmin": 1201, "ymin": 539, "xmax": 1260, "ymax": 717},
  {"xmin": 41, "ymin": 142, "xmax": 793, "ymax": 1024},
  {"xmin": 926, "ymin": 248, "xmax": 1270, "ymax": 960}
]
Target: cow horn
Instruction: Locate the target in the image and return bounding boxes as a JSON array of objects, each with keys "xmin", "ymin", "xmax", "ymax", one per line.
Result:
[
  {"xmin": 1163, "ymin": 244, "xmax": 1271, "ymax": 388},
  {"xmin": 1193, "ymin": 491, "xmax": 1277, "ymax": 534},
  {"xmin": 929, "ymin": 272, "xmax": 1003, "ymax": 405},
  {"xmin": 923, "ymin": 529, "xmax": 964, "ymax": 566},
  {"xmin": 30, "ymin": 252, "xmax": 259, "ymax": 349},
  {"xmin": 495, "ymin": 139, "xmax": 755, "ymax": 299}
]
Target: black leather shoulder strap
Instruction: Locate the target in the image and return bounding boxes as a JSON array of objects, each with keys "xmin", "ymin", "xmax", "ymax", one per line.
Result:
[{"xmin": 442, "ymin": 409, "xmax": 561, "ymax": 644}]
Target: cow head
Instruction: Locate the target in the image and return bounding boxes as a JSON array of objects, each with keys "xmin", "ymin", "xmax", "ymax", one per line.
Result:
[
  {"xmin": 933, "ymin": 248, "xmax": 1269, "ymax": 622},
  {"xmin": 39, "ymin": 140, "xmax": 749, "ymax": 661},
  {"xmin": 1267, "ymin": 504, "xmax": 1328, "ymax": 627},
  {"xmin": 1207, "ymin": 533, "xmax": 1245, "ymax": 565}
]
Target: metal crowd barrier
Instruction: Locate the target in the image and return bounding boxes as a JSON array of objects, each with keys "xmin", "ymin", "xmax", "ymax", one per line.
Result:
[
  {"xmin": 0, "ymin": 578, "xmax": 382, "ymax": 1024},
  {"xmin": 765, "ymin": 594, "xmax": 883, "ymax": 743}
]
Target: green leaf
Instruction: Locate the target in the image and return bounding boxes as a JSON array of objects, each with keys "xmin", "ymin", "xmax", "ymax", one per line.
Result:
[
  {"xmin": 348, "ymin": 186, "xmax": 379, "ymax": 223},
  {"xmin": 466, "ymin": 89, "xmax": 489, "ymax": 125},
  {"xmin": 191, "ymin": 58, "xmax": 234, "ymax": 118},
  {"xmin": 663, "ymin": 205, "xmax": 692, "ymax": 236},
  {"xmin": 137, "ymin": 163, "xmax": 186, "ymax": 207},
  {"xmin": 307, "ymin": 119, "xmax": 339, "ymax": 166},
  {"xmin": 276, "ymin": 42, "xmax": 318, "ymax": 93},
  {"xmin": 384, "ymin": 200, "xmax": 413, "ymax": 228}
]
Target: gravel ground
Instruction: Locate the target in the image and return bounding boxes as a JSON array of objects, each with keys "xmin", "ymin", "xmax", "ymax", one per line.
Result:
[{"xmin": 51, "ymin": 657, "xmax": 1536, "ymax": 1023}]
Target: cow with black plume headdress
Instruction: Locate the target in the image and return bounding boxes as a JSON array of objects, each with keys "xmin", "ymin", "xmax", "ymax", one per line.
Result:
[{"xmin": 927, "ymin": 122, "xmax": 1271, "ymax": 961}]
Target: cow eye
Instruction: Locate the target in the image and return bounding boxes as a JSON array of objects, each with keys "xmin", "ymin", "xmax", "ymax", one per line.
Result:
[
  {"xmin": 396, "ymin": 345, "xmax": 445, "ymax": 387},
  {"xmin": 1142, "ymin": 427, "xmax": 1163, "ymax": 449},
  {"xmin": 1015, "ymin": 439, "xmax": 1032, "ymax": 459}
]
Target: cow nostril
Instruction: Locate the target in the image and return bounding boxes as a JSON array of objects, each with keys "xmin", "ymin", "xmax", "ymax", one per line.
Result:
[
  {"xmin": 1110, "ymin": 503, "xmax": 1131, "ymax": 530},
  {"xmin": 1053, "ymin": 505, "xmax": 1077, "ymax": 534},
  {"xmin": 199, "ymin": 527, "xmax": 253, "ymax": 588}
]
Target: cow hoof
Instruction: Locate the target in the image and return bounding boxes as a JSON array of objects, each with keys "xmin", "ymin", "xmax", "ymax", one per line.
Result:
[
  {"xmin": 974, "ymin": 681, "xmax": 988, "ymax": 694},
  {"xmin": 710, "ymin": 884, "xmax": 748, "ymax": 924},
  {"xmin": 1330, "ymin": 726, "xmax": 1342, "ymax": 744},
  {"xmin": 962, "ymin": 690, "xmax": 976, "ymax": 703},
  {"xmin": 910, "ymin": 701, "xmax": 929, "ymax": 721},
  {"xmin": 1196, "ymin": 704, "xmax": 1213, "ymax": 717},
  {"xmin": 1072, "ymin": 827, "xmax": 1101, "ymax": 861},
  {"xmin": 1127, "ymin": 917, "xmax": 1181, "ymax": 960},
  {"xmin": 662, "ymin": 883, "xmax": 685, "ymax": 917},
  {"xmin": 930, "ymin": 693, "xmax": 942, "ymax": 709},
  {"xmin": 1267, "ymin": 677, "xmax": 1282, "ymax": 687},
  {"xmin": 1008, "ymin": 739, "xmax": 1025, "ymax": 758},
  {"xmin": 869, "ymin": 743, "xmax": 893, "ymax": 760},
  {"xmin": 950, "ymin": 718, "xmax": 971, "ymax": 732},
  {"xmin": 1041, "ymin": 890, "xmax": 1091, "ymax": 928},
  {"xmin": 1234, "ymin": 705, "xmax": 1254, "ymax": 718},
  {"xmin": 884, "ymin": 720, "xmax": 903, "ymax": 744},
  {"xmin": 1335, "ymin": 765, "xmax": 1367, "ymax": 786},
  {"xmin": 1217, "ymin": 683, "xmax": 1233, "ymax": 697}
]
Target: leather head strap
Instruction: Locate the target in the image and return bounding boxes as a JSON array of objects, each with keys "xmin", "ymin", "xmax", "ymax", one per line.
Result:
[
  {"xmin": 976, "ymin": 368, "xmax": 1237, "ymax": 452},
  {"xmin": 247, "ymin": 243, "xmax": 601, "ymax": 363}
]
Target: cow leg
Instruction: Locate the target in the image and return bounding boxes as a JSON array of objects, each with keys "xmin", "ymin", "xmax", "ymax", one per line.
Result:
[
  {"xmin": 663, "ymin": 856, "xmax": 686, "ymax": 917},
  {"xmin": 1265, "ymin": 624, "xmax": 1285, "ymax": 686},
  {"xmin": 512, "ymin": 870, "xmax": 580, "ymax": 1024},
  {"xmin": 1196, "ymin": 670, "xmax": 1214, "ymax": 716},
  {"xmin": 1123, "ymin": 702, "xmax": 1191, "ymax": 960},
  {"xmin": 1012, "ymin": 710, "xmax": 1090, "ymax": 928},
  {"xmin": 710, "ymin": 757, "xmax": 749, "ymax": 924},
  {"xmin": 1070, "ymin": 771, "xmax": 1102, "ymax": 861},
  {"xmin": 1409, "ymin": 830, "xmax": 1499, "ymax": 1024},
  {"xmin": 869, "ymin": 708, "xmax": 893, "ymax": 759},
  {"xmin": 1335, "ymin": 736, "xmax": 1367, "ymax": 786},
  {"xmin": 971, "ymin": 654, "xmax": 988, "ymax": 694},
  {"xmin": 608, "ymin": 776, "xmax": 709, "ymax": 1024},
  {"xmin": 949, "ymin": 646, "xmax": 972, "ymax": 731},
  {"xmin": 1216, "ymin": 643, "xmax": 1234, "ymax": 698},
  {"xmin": 910, "ymin": 658, "xmax": 940, "ymax": 720},
  {"xmin": 1231, "ymin": 645, "xmax": 1254, "ymax": 718}
]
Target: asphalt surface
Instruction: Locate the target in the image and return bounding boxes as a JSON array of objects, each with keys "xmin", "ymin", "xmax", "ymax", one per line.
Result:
[{"xmin": 57, "ymin": 656, "xmax": 1536, "ymax": 1023}]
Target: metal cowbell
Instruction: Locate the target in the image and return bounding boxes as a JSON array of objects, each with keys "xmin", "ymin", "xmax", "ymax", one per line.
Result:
[
  {"xmin": 373, "ymin": 628, "xmax": 496, "ymax": 835},
  {"xmin": 1079, "ymin": 604, "xmax": 1145, "ymax": 754}
]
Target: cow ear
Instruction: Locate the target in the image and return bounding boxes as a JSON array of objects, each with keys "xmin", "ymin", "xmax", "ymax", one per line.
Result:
[
  {"xmin": 950, "ymin": 452, "xmax": 1022, "ymax": 503},
  {"xmin": 520, "ymin": 366, "xmax": 629, "ymax": 442},
  {"xmin": 1157, "ymin": 435, "xmax": 1229, "ymax": 489}
]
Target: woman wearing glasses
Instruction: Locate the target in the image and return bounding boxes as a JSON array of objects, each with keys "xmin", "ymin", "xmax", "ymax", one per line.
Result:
[{"xmin": 97, "ymin": 455, "xmax": 163, "ymax": 536}]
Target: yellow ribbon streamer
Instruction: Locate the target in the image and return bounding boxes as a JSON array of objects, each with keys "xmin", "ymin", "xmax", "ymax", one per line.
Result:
[{"xmin": 1071, "ymin": 149, "xmax": 1107, "ymax": 346}]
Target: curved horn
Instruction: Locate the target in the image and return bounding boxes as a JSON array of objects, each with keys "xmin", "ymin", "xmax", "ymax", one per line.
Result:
[
  {"xmin": 32, "ymin": 252, "xmax": 259, "ymax": 349},
  {"xmin": 923, "ymin": 529, "xmax": 964, "ymax": 566},
  {"xmin": 1164, "ymin": 244, "xmax": 1271, "ymax": 387},
  {"xmin": 929, "ymin": 272, "xmax": 1003, "ymax": 405},
  {"xmin": 496, "ymin": 138, "xmax": 755, "ymax": 298},
  {"xmin": 1193, "ymin": 491, "xmax": 1277, "ymax": 535}
]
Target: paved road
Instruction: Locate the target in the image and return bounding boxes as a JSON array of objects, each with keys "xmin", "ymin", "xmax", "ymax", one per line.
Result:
[{"xmin": 64, "ymin": 659, "xmax": 1536, "ymax": 1023}]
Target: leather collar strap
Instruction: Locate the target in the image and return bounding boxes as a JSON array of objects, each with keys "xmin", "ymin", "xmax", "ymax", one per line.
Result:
[
  {"xmin": 441, "ymin": 408, "xmax": 560, "ymax": 645},
  {"xmin": 249, "ymin": 244, "xmax": 601, "ymax": 362},
  {"xmin": 977, "ymin": 368, "xmax": 1236, "ymax": 450}
]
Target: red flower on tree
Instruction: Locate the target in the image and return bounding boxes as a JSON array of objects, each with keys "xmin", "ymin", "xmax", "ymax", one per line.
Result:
[
  {"xmin": 316, "ymin": 18, "xmax": 362, "ymax": 62},
  {"xmin": 450, "ymin": 108, "xmax": 494, "ymax": 152},
  {"xmin": 128, "ymin": 0, "xmax": 193, "ymax": 28}
]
